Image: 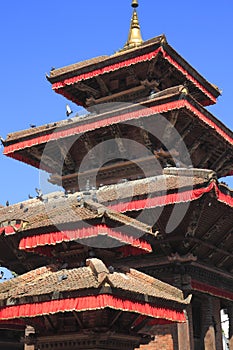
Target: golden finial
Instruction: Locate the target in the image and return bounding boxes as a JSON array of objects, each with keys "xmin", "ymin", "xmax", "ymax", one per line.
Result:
[{"xmin": 123, "ymin": 0, "xmax": 143, "ymax": 50}]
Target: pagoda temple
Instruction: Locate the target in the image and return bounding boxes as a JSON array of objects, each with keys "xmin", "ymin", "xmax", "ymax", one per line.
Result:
[{"xmin": 0, "ymin": 1, "xmax": 233, "ymax": 350}]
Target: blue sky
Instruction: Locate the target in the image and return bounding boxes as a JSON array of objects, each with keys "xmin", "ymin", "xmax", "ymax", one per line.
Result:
[{"xmin": 0, "ymin": 0, "xmax": 232, "ymax": 206}]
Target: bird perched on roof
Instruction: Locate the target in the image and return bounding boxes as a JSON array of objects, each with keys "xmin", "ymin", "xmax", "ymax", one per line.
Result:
[
  {"xmin": 30, "ymin": 124, "xmax": 36, "ymax": 128},
  {"xmin": 5, "ymin": 200, "xmax": 9, "ymax": 207},
  {"xmin": 66, "ymin": 104, "xmax": 73, "ymax": 117},
  {"xmin": 0, "ymin": 136, "xmax": 5, "ymax": 146},
  {"xmin": 35, "ymin": 188, "xmax": 43, "ymax": 201},
  {"xmin": 28, "ymin": 194, "xmax": 33, "ymax": 199}
]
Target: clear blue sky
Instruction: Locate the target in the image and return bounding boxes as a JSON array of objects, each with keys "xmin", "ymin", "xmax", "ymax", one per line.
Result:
[{"xmin": 0, "ymin": 0, "xmax": 232, "ymax": 205}]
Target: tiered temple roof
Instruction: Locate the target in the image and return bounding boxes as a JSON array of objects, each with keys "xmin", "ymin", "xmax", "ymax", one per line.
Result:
[{"xmin": 0, "ymin": 1, "xmax": 233, "ymax": 349}]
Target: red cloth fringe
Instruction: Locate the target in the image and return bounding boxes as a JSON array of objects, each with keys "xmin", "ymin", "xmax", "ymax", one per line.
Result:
[
  {"xmin": 110, "ymin": 182, "xmax": 216, "ymax": 212},
  {"xmin": 0, "ymin": 224, "xmax": 22, "ymax": 235},
  {"xmin": 19, "ymin": 224, "xmax": 152, "ymax": 253},
  {"xmin": 4, "ymin": 100, "xmax": 231, "ymax": 159},
  {"xmin": 52, "ymin": 47, "xmax": 216, "ymax": 104},
  {"xmin": 0, "ymin": 294, "xmax": 186, "ymax": 322}
]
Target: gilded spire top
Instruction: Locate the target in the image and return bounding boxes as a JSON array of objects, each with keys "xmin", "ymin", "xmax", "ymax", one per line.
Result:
[
  {"xmin": 122, "ymin": 0, "xmax": 143, "ymax": 51},
  {"xmin": 131, "ymin": 0, "xmax": 139, "ymax": 8}
]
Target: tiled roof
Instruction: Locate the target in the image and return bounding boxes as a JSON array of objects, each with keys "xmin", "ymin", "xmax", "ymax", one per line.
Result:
[
  {"xmin": 48, "ymin": 36, "xmax": 164, "ymax": 81},
  {"xmin": 47, "ymin": 34, "xmax": 220, "ymax": 99},
  {"xmin": 0, "ymin": 172, "xmax": 212, "ymax": 234},
  {"xmin": 0, "ymin": 258, "xmax": 188, "ymax": 305},
  {"xmin": 4, "ymin": 87, "xmax": 226, "ymax": 145},
  {"xmin": 97, "ymin": 169, "xmax": 213, "ymax": 203}
]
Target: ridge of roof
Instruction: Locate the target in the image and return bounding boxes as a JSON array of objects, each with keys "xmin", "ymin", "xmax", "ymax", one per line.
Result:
[
  {"xmin": 48, "ymin": 35, "xmax": 165, "ymax": 81},
  {"xmin": 4, "ymin": 85, "xmax": 230, "ymax": 146},
  {"xmin": 0, "ymin": 258, "xmax": 189, "ymax": 305},
  {"xmin": 0, "ymin": 173, "xmax": 214, "ymax": 231}
]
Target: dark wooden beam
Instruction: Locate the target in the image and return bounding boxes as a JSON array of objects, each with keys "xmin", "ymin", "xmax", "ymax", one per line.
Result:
[
  {"xmin": 162, "ymin": 110, "xmax": 180, "ymax": 148},
  {"xmin": 189, "ymin": 213, "xmax": 229, "ymax": 257},
  {"xmin": 185, "ymin": 197, "xmax": 206, "ymax": 238},
  {"xmin": 126, "ymin": 66, "xmax": 140, "ymax": 85},
  {"xmin": 95, "ymin": 76, "xmax": 110, "ymax": 96},
  {"xmin": 72, "ymin": 311, "xmax": 84, "ymax": 329},
  {"xmin": 109, "ymin": 311, "xmax": 123, "ymax": 328},
  {"xmin": 86, "ymin": 85, "xmax": 148, "ymax": 106},
  {"xmin": 29, "ymin": 146, "xmax": 61, "ymax": 173},
  {"xmin": 109, "ymin": 125, "xmax": 128, "ymax": 158},
  {"xmin": 146, "ymin": 56, "xmax": 159, "ymax": 80},
  {"xmin": 210, "ymin": 149, "xmax": 228, "ymax": 170},
  {"xmin": 56, "ymin": 140, "xmax": 76, "ymax": 173},
  {"xmin": 44, "ymin": 315, "xmax": 56, "ymax": 331},
  {"xmin": 114, "ymin": 253, "xmax": 183, "ymax": 269},
  {"xmin": 191, "ymin": 261, "xmax": 233, "ymax": 281},
  {"xmin": 158, "ymin": 66, "xmax": 175, "ymax": 83},
  {"xmin": 131, "ymin": 316, "xmax": 149, "ymax": 333},
  {"xmin": 76, "ymin": 82, "xmax": 100, "ymax": 98},
  {"xmin": 189, "ymin": 237, "xmax": 233, "ymax": 259}
]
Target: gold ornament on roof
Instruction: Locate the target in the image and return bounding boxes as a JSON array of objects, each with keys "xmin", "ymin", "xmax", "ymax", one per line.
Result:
[{"xmin": 123, "ymin": 0, "xmax": 143, "ymax": 50}]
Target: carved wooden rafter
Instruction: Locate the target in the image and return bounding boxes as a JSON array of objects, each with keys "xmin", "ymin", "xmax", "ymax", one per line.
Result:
[
  {"xmin": 146, "ymin": 56, "xmax": 159, "ymax": 81},
  {"xmin": 140, "ymin": 78, "xmax": 160, "ymax": 91},
  {"xmin": 44, "ymin": 315, "xmax": 56, "ymax": 331},
  {"xmin": 137, "ymin": 119, "xmax": 153, "ymax": 151},
  {"xmin": 185, "ymin": 197, "xmax": 206, "ymax": 238},
  {"xmin": 173, "ymin": 120, "xmax": 193, "ymax": 150},
  {"xmin": 215, "ymin": 153, "xmax": 232, "ymax": 172},
  {"xmin": 109, "ymin": 125, "xmax": 128, "ymax": 159},
  {"xmin": 215, "ymin": 255, "xmax": 231, "ymax": 268},
  {"xmin": 161, "ymin": 110, "xmax": 180, "ymax": 149},
  {"xmin": 109, "ymin": 311, "xmax": 123, "ymax": 329},
  {"xmin": 131, "ymin": 315, "xmax": 149, "ymax": 333},
  {"xmin": 80, "ymin": 133, "xmax": 97, "ymax": 167},
  {"xmin": 76, "ymin": 82, "xmax": 100, "ymax": 98},
  {"xmin": 56, "ymin": 140, "xmax": 76, "ymax": 173},
  {"xmin": 158, "ymin": 66, "xmax": 175, "ymax": 85},
  {"xmin": 126, "ymin": 66, "xmax": 139, "ymax": 85},
  {"xmin": 95, "ymin": 76, "xmax": 110, "ymax": 96},
  {"xmin": 188, "ymin": 237, "xmax": 233, "ymax": 260},
  {"xmin": 199, "ymin": 152, "xmax": 213, "ymax": 168},
  {"xmin": 72, "ymin": 311, "xmax": 84, "ymax": 329},
  {"xmin": 29, "ymin": 146, "xmax": 61, "ymax": 173},
  {"xmin": 189, "ymin": 133, "xmax": 208, "ymax": 157}
]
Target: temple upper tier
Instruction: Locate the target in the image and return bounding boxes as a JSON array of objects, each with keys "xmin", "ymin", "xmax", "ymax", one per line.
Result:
[{"xmin": 47, "ymin": 35, "xmax": 220, "ymax": 108}]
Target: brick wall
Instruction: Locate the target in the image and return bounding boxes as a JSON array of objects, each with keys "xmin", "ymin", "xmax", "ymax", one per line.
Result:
[{"xmin": 136, "ymin": 324, "xmax": 178, "ymax": 350}]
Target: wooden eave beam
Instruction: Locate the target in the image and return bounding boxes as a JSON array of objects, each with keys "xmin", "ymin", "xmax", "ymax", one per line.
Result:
[
  {"xmin": 188, "ymin": 237, "xmax": 233, "ymax": 259},
  {"xmin": 86, "ymin": 84, "xmax": 148, "ymax": 106},
  {"xmin": 44, "ymin": 315, "xmax": 56, "ymax": 331},
  {"xmin": 50, "ymin": 154, "xmax": 158, "ymax": 186},
  {"xmin": 109, "ymin": 311, "xmax": 123, "ymax": 328},
  {"xmin": 29, "ymin": 146, "xmax": 61, "ymax": 173},
  {"xmin": 72, "ymin": 311, "xmax": 84, "ymax": 329},
  {"xmin": 185, "ymin": 197, "xmax": 206, "ymax": 238},
  {"xmin": 209, "ymin": 149, "xmax": 228, "ymax": 170},
  {"xmin": 56, "ymin": 140, "xmax": 76, "ymax": 173},
  {"xmin": 189, "ymin": 212, "xmax": 230, "ymax": 254},
  {"xmin": 109, "ymin": 124, "xmax": 128, "ymax": 158},
  {"xmin": 95, "ymin": 76, "xmax": 110, "ymax": 96},
  {"xmin": 146, "ymin": 55, "xmax": 159, "ymax": 81},
  {"xmin": 158, "ymin": 66, "xmax": 175, "ymax": 84},
  {"xmin": 75, "ymin": 82, "xmax": 100, "ymax": 98},
  {"xmin": 137, "ymin": 119, "xmax": 153, "ymax": 150},
  {"xmin": 114, "ymin": 253, "xmax": 180, "ymax": 269},
  {"xmin": 191, "ymin": 260, "xmax": 233, "ymax": 281}
]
